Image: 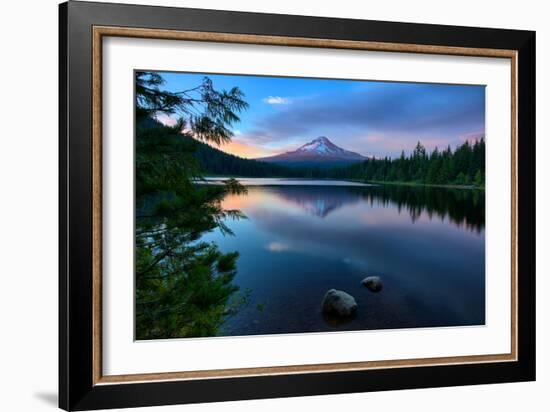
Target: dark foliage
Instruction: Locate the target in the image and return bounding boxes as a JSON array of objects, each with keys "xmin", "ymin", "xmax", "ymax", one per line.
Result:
[{"xmin": 135, "ymin": 71, "xmax": 249, "ymax": 339}]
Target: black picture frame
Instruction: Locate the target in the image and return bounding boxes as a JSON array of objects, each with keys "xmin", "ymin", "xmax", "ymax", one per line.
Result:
[{"xmin": 59, "ymin": 1, "xmax": 536, "ymax": 410}]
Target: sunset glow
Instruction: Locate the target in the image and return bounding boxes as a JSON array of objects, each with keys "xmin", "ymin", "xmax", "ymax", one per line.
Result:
[{"xmin": 210, "ymin": 140, "xmax": 279, "ymax": 159}]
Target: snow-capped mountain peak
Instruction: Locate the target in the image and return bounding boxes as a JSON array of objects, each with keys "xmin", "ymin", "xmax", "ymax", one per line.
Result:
[
  {"xmin": 296, "ymin": 136, "xmax": 344, "ymax": 156},
  {"xmin": 258, "ymin": 136, "xmax": 367, "ymax": 167}
]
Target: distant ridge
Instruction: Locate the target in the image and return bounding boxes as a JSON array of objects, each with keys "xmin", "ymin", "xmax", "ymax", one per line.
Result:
[{"xmin": 257, "ymin": 136, "xmax": 367, "ymax": 168}]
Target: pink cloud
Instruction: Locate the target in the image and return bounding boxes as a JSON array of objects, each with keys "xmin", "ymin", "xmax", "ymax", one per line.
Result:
[
  {"xmin": 154, "ymin": 113, "xmax": 177, "ymax": 127},
  {"xmin": 458, "ymin": 131, "xmax": 485, "ymax": 144}
]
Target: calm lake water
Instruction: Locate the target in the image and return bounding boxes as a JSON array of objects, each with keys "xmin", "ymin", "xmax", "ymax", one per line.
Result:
[{"xmin": 201, "ymin": 178, "xmax": 485, "ymax": 336}]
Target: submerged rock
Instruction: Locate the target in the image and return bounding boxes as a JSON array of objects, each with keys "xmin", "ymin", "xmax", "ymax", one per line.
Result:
[
  {"xmin": 321, "ymin": 289, "xmax": 358, "ymax": 317},
  {"xmin": 361, "ymin": 276, "xmax": 383, "ymax": 292}
]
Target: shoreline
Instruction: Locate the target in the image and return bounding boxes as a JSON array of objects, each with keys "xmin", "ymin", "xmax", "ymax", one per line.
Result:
[
  {"xmin": 363, "ymin": 180, "xmax": 484, "ymax": 190},
  {"xmin": 202, "ymin": 175, "xmax": 484, "ymax": 190}
]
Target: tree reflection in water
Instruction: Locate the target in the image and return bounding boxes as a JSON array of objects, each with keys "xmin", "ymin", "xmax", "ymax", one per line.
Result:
[{"xmin": 261, "ymin": 184, "xmax": 484, "ymax": 232}]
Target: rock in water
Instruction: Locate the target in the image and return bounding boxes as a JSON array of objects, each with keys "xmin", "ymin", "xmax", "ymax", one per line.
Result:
[
  {"xmin": 361, "ymin": 276, "xmax": 383, "ymax": 292},
  {"xmin": 321, "ymin": 289, "xmax": 358, "ymax": 317}
]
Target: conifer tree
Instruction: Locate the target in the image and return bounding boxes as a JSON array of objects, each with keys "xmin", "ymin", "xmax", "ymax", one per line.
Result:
[{"xmin": 135, "ymin": 71, "xmax": 250, "ymax": 339}]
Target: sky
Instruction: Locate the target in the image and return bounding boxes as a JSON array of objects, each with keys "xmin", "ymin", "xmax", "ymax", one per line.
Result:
[{"xmin": 154, "ymin": 71, "xmax": 485, "ymax": 159}]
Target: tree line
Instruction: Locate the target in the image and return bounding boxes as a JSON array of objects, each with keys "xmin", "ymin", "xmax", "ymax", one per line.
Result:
[
  {"xmin": 195, "ymin": 138, "xmax": 486, "ymax": 188},
  {"xmin": 193, "ymin": 137, "xmax": 297, "ymax": 177},
  {"xmin": 332, "ymin": 139, "xmax": 485, "ymax": 187}
]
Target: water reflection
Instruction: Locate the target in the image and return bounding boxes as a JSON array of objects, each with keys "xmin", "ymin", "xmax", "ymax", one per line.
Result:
[
  {"xmin": 200, "ymin": 180, "xmax": 485, "ymax": 336},
  {"xmin": 267, "ymin": 186, "xmax": 363, "ymax": 218},
  {"xmin": 232, "ymin": 184, "xmax": 484, "ymax": 231}
]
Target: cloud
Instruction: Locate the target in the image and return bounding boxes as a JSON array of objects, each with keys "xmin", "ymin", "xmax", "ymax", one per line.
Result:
[
  {"xmin": 266, "ymin": 241, "xmax": 290, "ymax": 252},
  {"xmin": 262, "ymin": 96, "xmax": 291, "ymax": 105},
  {"xmin": 247, "ymin": 83, "xmax": 485, "ymax": 157},
  {"xmin": 346, "ymin": 134, "xmax": 460, "ymax": 158},
  {"xmin": 458, "ymin": 131, "xmax": 485, "ymax": 145},
  {"xmin": 155, "ymin": 113, "xmax": 178, "ymax": 126}
]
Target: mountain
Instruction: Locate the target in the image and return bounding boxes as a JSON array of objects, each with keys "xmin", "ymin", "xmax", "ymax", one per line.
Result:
[{"xmin": 257, "ymin": 136, "xmax": 367, "ymax": 168}]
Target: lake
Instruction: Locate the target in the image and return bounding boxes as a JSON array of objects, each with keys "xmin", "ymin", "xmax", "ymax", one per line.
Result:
[{"xmin": 200, "ymin": 178, "xmax": 485, "ymax": 337}]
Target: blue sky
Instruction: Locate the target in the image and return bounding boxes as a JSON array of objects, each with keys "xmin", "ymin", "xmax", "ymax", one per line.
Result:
[{"xmin": 155, "ymin": 71, "xmax": 485, "ymax": 159}]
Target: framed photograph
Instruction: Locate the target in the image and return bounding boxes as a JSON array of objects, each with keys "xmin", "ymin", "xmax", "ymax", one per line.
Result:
[{"xmin": 59, "ymin": 1, "xmax": 535, "ymax": 410}]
